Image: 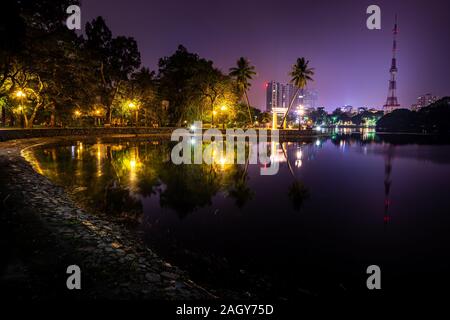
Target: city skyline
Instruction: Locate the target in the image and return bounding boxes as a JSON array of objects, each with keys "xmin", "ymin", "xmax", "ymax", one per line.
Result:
[{"xmin": 81, "ymin": 0, "xmax": 450, "ymax": 111}]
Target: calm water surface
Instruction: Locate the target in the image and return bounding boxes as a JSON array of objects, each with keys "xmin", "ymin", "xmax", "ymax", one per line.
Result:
[{"xmin": 27, "ymin": 132, "xmax": 450, "ymax": 297}]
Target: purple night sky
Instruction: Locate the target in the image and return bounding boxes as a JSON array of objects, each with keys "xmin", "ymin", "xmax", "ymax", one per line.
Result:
[{"xmin": 81, "ymin": 0, "xmax": 450, "ymax": 111}]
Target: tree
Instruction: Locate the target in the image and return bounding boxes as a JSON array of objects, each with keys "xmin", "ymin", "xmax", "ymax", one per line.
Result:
[
  {"xmin": 0, "ymin": 0, "xmax": 80, "ymax": 127},
  {"xmin": 85, "ymin": 17, "xmax": 141, "ymax": 125},
  {"xmin": 197, "ymin": 69, "xmax": 230, "ymax": 127},
  {"xmin": 129, "ymin": 67, "xmax": 159, "ymax": 126},
  {"xmin": 229, "ymin": 57, "xmax": 256, "ymax": 125},
  {"xmin": 158, "ymin": 45, "xmax": 218, "ymax": 126},
  {"xmin": 280, "ymin": 58, "xmax": 314, "ymax": 129},
  {"xmin": 377, "ymin": 97, "xmax": 450, "ymax": 133}
]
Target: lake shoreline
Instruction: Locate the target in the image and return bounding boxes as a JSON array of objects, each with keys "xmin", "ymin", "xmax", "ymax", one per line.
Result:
[
  {"xmin": 0, "ymin": 127, "xmax": 330, "ymax": 142},
  {"xmin": 0, "ymin": 137, "xmax": 225, "ymax": 300}
]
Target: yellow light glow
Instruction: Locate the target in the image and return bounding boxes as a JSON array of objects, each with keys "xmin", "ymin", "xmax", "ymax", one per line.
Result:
[
  {"xmin": 74, "ymin": 110, "xmax": 81, "ymax": 117},
  {"xmin": 213, "ymin": 111, "xmax": 217, "ymax": 115},
  {"xmin": 96, "ymin": 144, "xmax": 102, "ymax": 162},
  {"xmin": 15, "ymin": 90, "xmax": 26, "ymax": 98},
  {"xmin": 128, "ymin": 102, "xmax": 136, "ymax": 109},
  {"xmin": 220, "ymin": 105, "xmax": 227, "ymax": 111}
]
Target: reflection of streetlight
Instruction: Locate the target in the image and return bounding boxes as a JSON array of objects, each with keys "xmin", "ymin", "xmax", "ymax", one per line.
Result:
[{"xmin": 74, "ymin": 110, "xmax": 81, "ymax": 117}]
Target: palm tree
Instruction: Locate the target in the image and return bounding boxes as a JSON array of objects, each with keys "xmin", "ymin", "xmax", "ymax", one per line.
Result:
[
  {"xmin": 280, "ymin": 57, "xmax": 314, "ymax": 129},
  {"xmin": 229, "ymin": 57, "xmax": 256, "ymax": 125}
]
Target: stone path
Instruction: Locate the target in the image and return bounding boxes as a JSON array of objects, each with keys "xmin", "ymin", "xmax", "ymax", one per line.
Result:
[{"xmin": 0, "ymin": 138, "xmax": 217, "ymax": 299}]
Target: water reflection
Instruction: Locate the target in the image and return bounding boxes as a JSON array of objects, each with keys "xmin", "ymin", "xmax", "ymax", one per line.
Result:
[
  {"xmin": 26, "ymin": 132, "xmax": 450, "ymax": 219},
  {"xmin": 25, "ymin": 132, "xmax": 450, "ymax": 297},
  {"xmin": 30, "ymin": 140, "xmax": 282, "ymax": 218}
]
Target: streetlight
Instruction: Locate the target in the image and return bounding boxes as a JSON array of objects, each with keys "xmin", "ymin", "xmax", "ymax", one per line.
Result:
[
  {"xmin": 127, "ymin": 101, "xmax": 139, "ymax": 127},
  {"xmin": 94, "ymin": 109, "xmax": 102, "ymax": 126},
  {"xmin": 14, "ymin": 90, "xmax": 26, "ymax": 127},
  {"xmin": 212, "ymin": 110, "xmax": 217, "ymax": 128},
  {"xmin": 297, "ymin": 105, "xmax": 305, "ymax": 130},
  {"xmin": 15, "ymin": 90, "xmax": 26, "ymax": 98},
  {"xmin": 220, "ymin": 105, "xmax": 228, "ymax": 129}
]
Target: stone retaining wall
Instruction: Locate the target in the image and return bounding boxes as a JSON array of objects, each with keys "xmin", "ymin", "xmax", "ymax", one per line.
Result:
[{"xmin": 0, "ymin": 127, "xmax": 326, "ymax": 141}]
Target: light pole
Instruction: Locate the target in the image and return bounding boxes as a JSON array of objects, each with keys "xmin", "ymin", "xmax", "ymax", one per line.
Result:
[
  {"xmin": 220, "ymin": 105, "xmax": 227, "ymax": 129},
  {"xmin": 14, "ymin": 90, "xmax": 26, "ymax": 128},
  {"xmin": 128, "ymin": 101, "xmax": 139, "ymax": 127},
  {"xmin": 297, "ymin": 105, "xmax": 304, "ymax": 130},
  {"xmin": 95, "ymin": 109, "xmax": 102, "ymax": 126},
  {"xmin": 74, "ymin": 110, "xmax": 81, "ymax": 126},
  {"xmin": 212, "ymin": 109, "xmax": 217, "ymax": 128}
]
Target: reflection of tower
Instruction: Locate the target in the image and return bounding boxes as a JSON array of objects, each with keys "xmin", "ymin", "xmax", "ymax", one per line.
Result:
[
  {"xmin": 383, "ymin": 15, "xmax": 401, "ymax": 114},
  {"xmin": 383, "ymin": 146, "xmax": 394, "ymax": 224}
]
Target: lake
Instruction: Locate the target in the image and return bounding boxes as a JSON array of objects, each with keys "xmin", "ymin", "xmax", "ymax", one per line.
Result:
[{"xmin": 26, "ymin": 131, "xmax": 450, "ymax": 298}]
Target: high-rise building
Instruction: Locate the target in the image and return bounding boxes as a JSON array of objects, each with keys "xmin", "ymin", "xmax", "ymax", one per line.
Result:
[
  {"xmin": 302, "ymin": 89, "xmax": 319, "ymax": 110},
  {"xmin": 266, "ymin": 81, "xmax": 282, "ymax": 112},
  {"xmin": 411, "ymin": 93, "xmax": 439, "ymax": 111},
  {"xmin": 266, "ymin": 81, "xmax": 318, "ymax": 112}
]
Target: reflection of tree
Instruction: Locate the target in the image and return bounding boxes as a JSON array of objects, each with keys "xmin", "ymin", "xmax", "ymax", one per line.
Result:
[
  {"xmin": 227, "ymin": 158, "xmax": 254, "ymax": 208},
  {"xmin": 158, "ymin": 163, "xmax": 221, "ymax": 218},
  {"xmin": 280, "ymin": 142, "xmax": 309, "ymax": 211},
  {"xmin": 31, "ymin": 140, "xmax": 255, "ymax": 219},
  {"xmin": 288, "ymin": 180, "xmax": 309, "ymax": 211},
  {"xmin": 104, "ymin": 180, "xmax": 142, "ymax": 218}
]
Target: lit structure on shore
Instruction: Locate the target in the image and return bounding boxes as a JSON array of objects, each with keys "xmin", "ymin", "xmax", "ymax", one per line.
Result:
[{"xmin": 383, "ymin": 15, "xmax": 401, "ymax": 114}]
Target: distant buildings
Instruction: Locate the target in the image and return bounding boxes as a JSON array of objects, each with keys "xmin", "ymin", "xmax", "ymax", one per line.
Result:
[
  {"xmin": 265, "ymin": 81, "xmax": 318, "ymax": 112},
  {"xmin": 339, "ymin": 105, "xmax": 354, "ymax": 114},
  {"xmin": 411, "ymin": 93, "xmax": 439, "ymax": 111}
]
